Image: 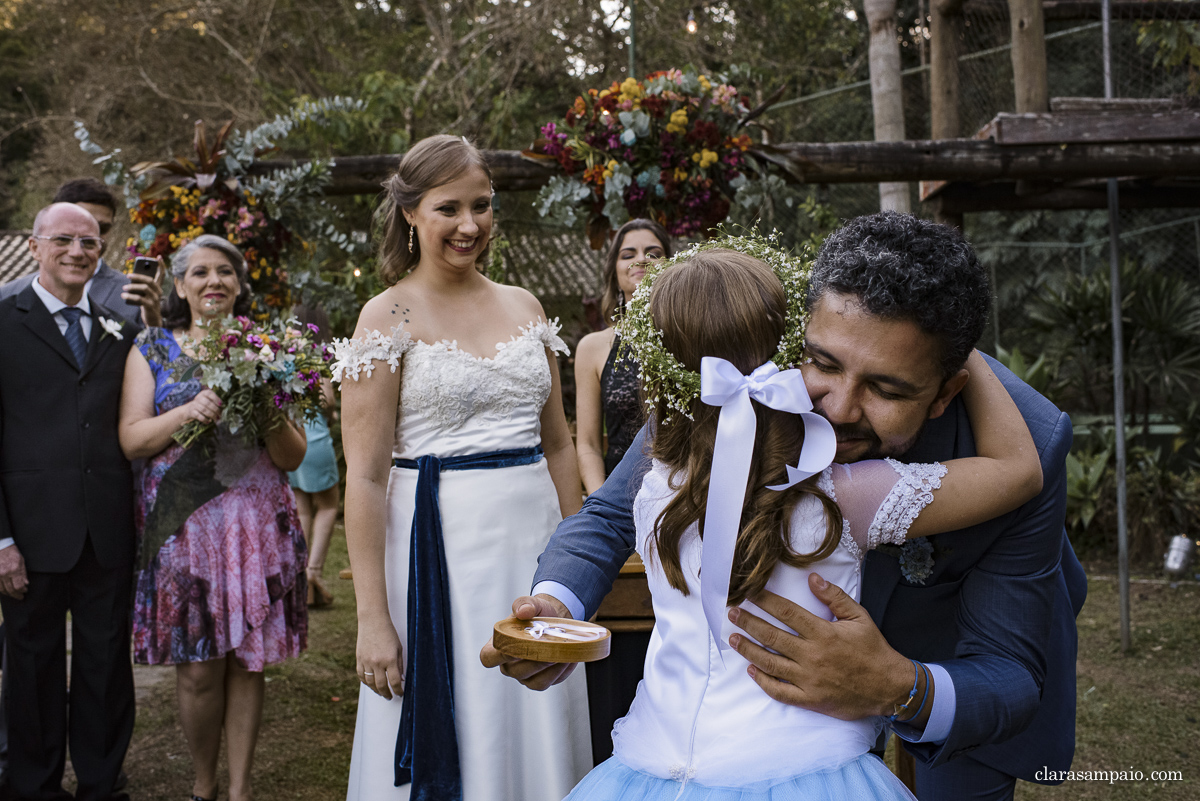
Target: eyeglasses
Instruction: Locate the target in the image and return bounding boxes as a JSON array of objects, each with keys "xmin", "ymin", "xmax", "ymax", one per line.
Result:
[{"xmin": 32, "ymin": 235, "xmax": 105, "ymax": 253}]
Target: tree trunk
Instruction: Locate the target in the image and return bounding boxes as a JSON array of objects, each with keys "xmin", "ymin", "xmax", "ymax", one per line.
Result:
[{"xmin": 865, "ymin": 0, "xmax": 911, "ymax": 212}]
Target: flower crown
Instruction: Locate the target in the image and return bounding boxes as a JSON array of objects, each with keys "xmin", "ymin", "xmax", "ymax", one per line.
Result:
[{"xmin": 615, "ymin": 229, "xmax": 813, "ymax": 420}]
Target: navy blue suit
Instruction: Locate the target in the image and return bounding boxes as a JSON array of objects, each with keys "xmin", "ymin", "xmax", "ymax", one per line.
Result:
[{"xmin": 532, "ymin": 357, "xmax": 1086, "ymax": 798}]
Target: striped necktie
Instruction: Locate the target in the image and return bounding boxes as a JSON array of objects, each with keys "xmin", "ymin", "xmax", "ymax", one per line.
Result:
[{"xmin": 59, "ymin": 306, "xmax": 88, "ymax": 368}]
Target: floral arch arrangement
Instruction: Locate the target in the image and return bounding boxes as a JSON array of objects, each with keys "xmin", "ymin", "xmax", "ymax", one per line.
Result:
[
  {"xmin": 528, "ymin": 68, "xmax": 755, "ymax": 247},
  {"xmin": 76, "ymin": 97, "xmax": 369, "ymax": 320}
]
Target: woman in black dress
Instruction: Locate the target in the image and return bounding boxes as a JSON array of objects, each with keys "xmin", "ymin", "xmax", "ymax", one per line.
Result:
[
  {"xmin": 572, "ymin": 219, "xmax": 672, "ymax": 765},
  {"xmin": 574, "ymin": 219, "xmax": 672, "ymax": 494}
]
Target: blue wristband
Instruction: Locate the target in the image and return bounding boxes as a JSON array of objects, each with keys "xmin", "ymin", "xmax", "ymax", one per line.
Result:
[
  {"xmin": 888, "ymin": 660, "xmax": 921, "ymax": 722},
  {"xmin": 904, "ymin": 662, "xmax": 932, "ymax": 723}
]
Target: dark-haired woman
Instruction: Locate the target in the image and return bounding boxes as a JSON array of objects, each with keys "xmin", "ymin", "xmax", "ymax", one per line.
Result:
[
  {"xmin": 575, "ymin": 219, "xmax": 672, "ymax": 494},
  {"xmin": 335, "ymin": 135, "xmax": 590, "ymax": 800},
  {"xmin": 118, "ymin": 234, "xmax": 308, "ymax": 801},
  {"xmin": 572, "ymin": 219, "xmax": 671, "ymax": 764}
]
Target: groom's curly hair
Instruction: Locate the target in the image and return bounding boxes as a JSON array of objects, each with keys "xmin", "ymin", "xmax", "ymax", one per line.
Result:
[{"xmin": 808, "ymin": 212, "xmax": 991, "ymax": 382}]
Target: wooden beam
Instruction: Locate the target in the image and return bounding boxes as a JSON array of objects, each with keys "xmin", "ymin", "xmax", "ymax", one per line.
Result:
[
  {"xmin": 967, "ymin": 0, "xmax": 1200, "ymax": 21},
  {"xmin": 249, "ymin": 140, "xmax": 1200, "ymax": 195},
  {"xmin": 923, "ymin": 180, "xmax": 1200, "ymax": 212},
  {"xmin": 983, "ymin": 109, "xmax": 1200, "ymax": 144},
  {"xmin": 1009, "ymin": 0, "xmax": 1049, "ymax": 114},
  {"xmin": 755, "ymin": 139, "xmax": 1200, "ymax": 184},
  {"xmin": 246, "ymin": 150, "xmax": 559, "ymax": 195},
  {"xmin": 1050, "ymin": 97, "xmax": 1190, "ymax": 113}
]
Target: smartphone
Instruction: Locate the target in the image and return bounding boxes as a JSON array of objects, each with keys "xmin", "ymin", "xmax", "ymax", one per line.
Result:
[{"xmin": 132, "ymin": 257, "xmax": 158, "ymax": 278}]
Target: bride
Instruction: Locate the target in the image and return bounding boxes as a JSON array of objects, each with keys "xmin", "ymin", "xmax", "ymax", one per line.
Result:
[{"xmin": 335, "ymin": 134, "xmax": 592, "ymax": 800}]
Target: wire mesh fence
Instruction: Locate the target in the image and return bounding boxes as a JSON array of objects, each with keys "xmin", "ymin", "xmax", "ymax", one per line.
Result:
[{"xmin": 496, "ymin": 3, "xmax": 1197, "ymax": 387}]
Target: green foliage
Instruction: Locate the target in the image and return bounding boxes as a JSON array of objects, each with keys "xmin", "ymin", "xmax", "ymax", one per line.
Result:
[
  {"xmin": 1139, "ymin": 21, "xmax": 1200, "ymax": 94},
  {"xmin": 1026, "ymin": 260, "xmax": 1200, "ymax": 423},
  {"xmin": 486, "ymin": 234, "xmax": 511, "ymax": 285},
  {"xmin": 1066, "ymin": 445, "xmax": 1112, "ymax": 533},
  {"xmin": 1066, "ymin": 429, "xmax": 1200, "ymax": 564},
  {"xmin": 995, "ymin": 346, "xmax": 1051, "ymax": 396},
  {"xmin": 0, "ymin": 25, "xmax": 47, "ymax": 226}
]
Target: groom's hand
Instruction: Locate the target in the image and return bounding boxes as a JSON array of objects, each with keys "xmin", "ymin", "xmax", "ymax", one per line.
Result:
[
  {"xmin": 479, "ymin": 594, "xmax": 579, "ymax": 690},
  {"xmin": 728, "ymin": 573, "xmax": 917, "ymax": 722}
]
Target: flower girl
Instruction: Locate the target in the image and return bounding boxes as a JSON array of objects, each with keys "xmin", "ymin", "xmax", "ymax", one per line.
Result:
[{"xmin": 563, "ymin": 244, "xmax": 1042, "ymax": 800}]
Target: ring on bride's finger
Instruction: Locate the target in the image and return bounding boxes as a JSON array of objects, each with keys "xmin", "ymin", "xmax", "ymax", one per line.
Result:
[{"xmin": 363, "ymin": 671, "xmax": 374, "ymax": 676}]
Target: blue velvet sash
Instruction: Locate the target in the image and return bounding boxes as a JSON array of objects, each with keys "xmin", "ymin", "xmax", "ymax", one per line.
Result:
[{"xmin": 391, "ymin": 445, "xmax": 545, "ymax": 800}]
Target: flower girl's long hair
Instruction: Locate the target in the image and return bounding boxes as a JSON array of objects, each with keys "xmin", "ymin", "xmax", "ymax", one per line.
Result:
[{"xmin": 646, "ymin": 249, "xmax": 843, "ymax": 605}]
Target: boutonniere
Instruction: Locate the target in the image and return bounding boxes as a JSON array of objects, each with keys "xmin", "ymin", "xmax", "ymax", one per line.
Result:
[
  {"xmin": 877, "ymin": 539, "xmax": 935, "ymax": 585},
  {"xmin": 98, "ymin": 316, "xmax": 124, "ymax": 341}
]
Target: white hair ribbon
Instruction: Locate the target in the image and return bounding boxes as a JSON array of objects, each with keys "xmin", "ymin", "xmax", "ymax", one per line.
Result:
[{"xmin": 698, "ymin": 357, "xmax": 837, "ymax": 657}]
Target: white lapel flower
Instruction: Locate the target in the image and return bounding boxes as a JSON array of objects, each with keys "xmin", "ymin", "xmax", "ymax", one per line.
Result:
[{"xmin": 98, "ymin": 316, "xmax": 124, "ymax": 341}]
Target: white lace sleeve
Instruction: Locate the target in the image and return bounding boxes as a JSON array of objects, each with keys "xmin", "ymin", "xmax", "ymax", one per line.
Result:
[
  {"xmin": 527, "ymin": 318, "xmax": 570, "ymax": 357},
  {"xmin": 330, "ymin": 324, "xmax": 414, "ymax": 383},
  {"xmin": 865, "ymin": 458, "xmax": 949, "ymax": 548},
  {"xmin": 816, "ymin": 465, "xmax": 864, "ymax": 562}
]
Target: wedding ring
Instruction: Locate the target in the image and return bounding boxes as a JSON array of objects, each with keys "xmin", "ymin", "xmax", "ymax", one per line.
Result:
[{"xmin": 363, "ymin": 671, "xmax": 374, "ymax": 676}]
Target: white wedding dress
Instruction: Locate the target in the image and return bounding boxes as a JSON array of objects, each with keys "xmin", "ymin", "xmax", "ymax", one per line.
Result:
[{"xmin": 335, "ymin": 319, "xmax": 592, "ymax": 801}]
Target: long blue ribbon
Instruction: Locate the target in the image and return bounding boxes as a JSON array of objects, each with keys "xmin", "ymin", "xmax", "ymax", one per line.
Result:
[{"xmin": 391, "ymin": 445, "xmax": 544, "ymax": 800}]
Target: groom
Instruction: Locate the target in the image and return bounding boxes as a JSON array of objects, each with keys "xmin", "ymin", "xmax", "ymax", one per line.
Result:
[{"xmin": 483, "ymin": 212, "xmax": 1086, "ymax": 801}]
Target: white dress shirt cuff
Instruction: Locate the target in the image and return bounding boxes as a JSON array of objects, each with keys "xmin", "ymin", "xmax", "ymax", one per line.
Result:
[
  {"xmin": 891, "ymin": 663, "xmax": 955, "ymax": 744},
  {"xmin": 531, "ymin": 581, "xmax": 586, "ymax": 622},
  {"xmin": 0, "ymin": 537, "xmax": 15, "ymax": 552}
]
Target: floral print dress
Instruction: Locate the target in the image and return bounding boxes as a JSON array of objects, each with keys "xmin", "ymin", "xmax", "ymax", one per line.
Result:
[{"xmin": 131, "ymin": 327, "xmax": 307, "ymax": 670}]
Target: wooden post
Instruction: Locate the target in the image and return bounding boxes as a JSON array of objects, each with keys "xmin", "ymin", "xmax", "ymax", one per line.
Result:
[
  {"xmin": 930, "ymin": 0, "xmax": 964, "ymax": 139},
  {"xmin": 1008, "ymin": 0, "xmax": 1050, "ymax": 113},
  {"xmin": 865, "ymin": 0, "xmax": 912, "ymax": 212},
  {"xmin": 930, "ymin": 0, "xmax": 965, "ymax": 226}
]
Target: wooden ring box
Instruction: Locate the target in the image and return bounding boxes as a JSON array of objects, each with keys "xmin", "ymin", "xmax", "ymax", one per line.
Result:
[{"xmin": 492, "ymin": 616, "xmax": 611, "ymax": 663}]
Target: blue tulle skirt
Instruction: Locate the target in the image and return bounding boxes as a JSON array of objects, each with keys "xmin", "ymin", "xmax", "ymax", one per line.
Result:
[{"xmin": 563, "ymin": 754, "xmax": 916, "ymax": 801}]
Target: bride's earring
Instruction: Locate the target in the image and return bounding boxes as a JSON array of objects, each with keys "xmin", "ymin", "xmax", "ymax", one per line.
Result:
[
  {"xmin": 408, "ymin": 225, "xmax": 415, "ymax": 253},
  {"xmin": 617, "ymin": 289, "xmax": 626, "ymax": 313}
]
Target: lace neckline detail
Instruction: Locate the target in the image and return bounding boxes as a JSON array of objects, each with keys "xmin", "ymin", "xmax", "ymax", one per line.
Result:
[
  {"xmin": 410, "ymin": 319, "xmax": 562, "ymax": 363},
  {"xmin": 332, "ymin": 318, "xmax": 567, "ymax": 384}
]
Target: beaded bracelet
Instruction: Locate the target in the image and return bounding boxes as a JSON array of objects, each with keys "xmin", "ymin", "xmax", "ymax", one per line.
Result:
[{"xmin": 888, "ymin": 659, "xmax": 922, "ymax": 722}]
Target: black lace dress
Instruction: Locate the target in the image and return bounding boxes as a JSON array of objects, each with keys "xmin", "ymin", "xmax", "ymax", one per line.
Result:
[
  {"xmin": 588, "ymin": 331, "xmax": 650, "ymax": 766},
  {"xmin": 600, "ymin": 332, "xmax": 642, "ymax": 476}
]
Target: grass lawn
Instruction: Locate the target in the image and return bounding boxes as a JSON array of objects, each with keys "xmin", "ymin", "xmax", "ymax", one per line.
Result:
[
  {"xmin": 1015, "ymin": 566, "xmax": 1200, "ymax": 800},
  {"xmin": 5, "ymin": 532, "xmax": 1197, "ymax": 799}
]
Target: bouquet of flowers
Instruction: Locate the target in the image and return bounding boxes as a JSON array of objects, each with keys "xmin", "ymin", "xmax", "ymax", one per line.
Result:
[
  {"xmin": 174, "ymin": 315, "xmax": 334, "ymax": 450},
  {"xmin": 528, "ymin": 68, "xmax": 753, "ymax": 245}
]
